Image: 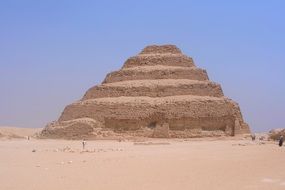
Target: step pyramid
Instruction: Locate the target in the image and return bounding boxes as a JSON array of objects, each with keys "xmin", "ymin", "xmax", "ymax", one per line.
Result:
[{"xmin": 41, "ymin": 45, "xmax": 250, "ymax": 139}]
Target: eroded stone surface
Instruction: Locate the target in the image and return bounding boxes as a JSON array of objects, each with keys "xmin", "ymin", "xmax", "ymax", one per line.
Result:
[
  {"xmin": 83, "ymin": 79, "xmax": 223, "ymax": 99},
  {"xmin": 103, "ymin": 66, "xmax": 209, "ymax": 83},
  {"xmin": 42, "ymin": 45, "xmax": 250, "ymax": 139}
]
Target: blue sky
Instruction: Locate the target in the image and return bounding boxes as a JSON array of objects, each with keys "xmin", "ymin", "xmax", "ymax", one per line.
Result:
[{"xmin": 0, "ymin": 1, "xmax": 284, "ymax": 132}]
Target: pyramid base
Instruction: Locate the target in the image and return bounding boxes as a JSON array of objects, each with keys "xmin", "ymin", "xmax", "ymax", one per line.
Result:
[{"xmin": 41, "ymin": 116, "xmax": 250, "ymax": 139}]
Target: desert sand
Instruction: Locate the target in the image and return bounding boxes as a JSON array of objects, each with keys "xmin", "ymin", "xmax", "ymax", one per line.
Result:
[{"xmin": 1, "ymin": 130, "xmax": 285, "ymax": 190}]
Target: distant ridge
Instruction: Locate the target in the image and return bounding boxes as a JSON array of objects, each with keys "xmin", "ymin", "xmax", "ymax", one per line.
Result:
[{"xmin": 0, "ymin": 126, "xmax": 42, "ymax": 139}]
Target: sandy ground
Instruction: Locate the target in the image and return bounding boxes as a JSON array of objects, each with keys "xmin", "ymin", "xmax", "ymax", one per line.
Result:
[{"xmin": 0, "ymin": 138, "xmax": 285, "ymax": 190}]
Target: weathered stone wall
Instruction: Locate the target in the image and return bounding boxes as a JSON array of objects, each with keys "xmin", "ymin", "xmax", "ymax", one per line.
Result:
[
  {"xmin": 122, "ymin": 54, "xmax": 195, "ymax": 68},
  {"xmin": 41, "ymin": 118, "xmax": 102, "ymax": 139},
  {"xmin": 83, "ymin": 80, "xmax": 223, "ymax": 99},
  {"xmin": 104, "ymin": 116, "xmax": 235, "ymax": 134},
  {"xmin": 139, "ymin": 45, "xmax": 182, "ymax": 54},
  {"xmin": 58, "ymin": 96, "xmax": 243, "ymax": 125},
  {"xmin": 103, "ymin": 66, "xmax": 209, "ymax": 83}
]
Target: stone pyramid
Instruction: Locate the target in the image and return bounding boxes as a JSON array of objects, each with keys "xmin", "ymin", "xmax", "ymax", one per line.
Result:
[{"xmin": 41, "ymin": 45, "xmax": 250, "ymax": 139}]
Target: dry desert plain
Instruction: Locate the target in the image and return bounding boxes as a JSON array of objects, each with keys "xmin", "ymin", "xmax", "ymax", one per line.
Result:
[{"xmin": 0, "ymin": 128, "xmax": 285, "ymax": 190}]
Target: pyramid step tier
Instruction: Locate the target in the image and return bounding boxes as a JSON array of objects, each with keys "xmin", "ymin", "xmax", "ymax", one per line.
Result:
[
  {"xmin": 58, "ymin": 95, "xmax": 249, "ymax": 134},
  {"xmin": 139, "ymin": 45, "xmax": 182, "ymax": 55},
  {"xmin": 83, "ymin": 79, "xmax": 223, "ymax": 100},
  {"xmin": 103, "ymin": 66, "xmax": 209, "ymax": 83},
  {"xmin": 122, "ymin": 54, "xmax": 195, "ymax": 68},
  {"xmin": 61, "ymin": 96, "xmax": 237, "ymax": 121}
]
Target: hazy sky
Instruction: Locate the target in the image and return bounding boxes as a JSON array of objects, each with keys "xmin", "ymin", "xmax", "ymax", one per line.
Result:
[{"xmin": 0, "ymin": 1, "xmax": 284, "ymax": 132}]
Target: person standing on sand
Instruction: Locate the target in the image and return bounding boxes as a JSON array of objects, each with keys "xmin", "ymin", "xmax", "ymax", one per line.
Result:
[
  {"xmin": 279, "ymin": 135, "xmax": 284, "ymax": 146},
  {"xmin": 82, "ymin": 139, "xmax": 87, "ymax": 150},
  {"xmin": 251, "ymin": 134, "xmax": 256, "ymax": 141},
  {"xmin": 279, "ymin": 135, "xmax": 284, "ymax": 147}
]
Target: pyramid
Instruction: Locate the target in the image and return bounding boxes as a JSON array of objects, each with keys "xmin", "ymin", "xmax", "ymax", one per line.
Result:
[{"xmin": 41, "ymin": 45, "xmax": 250, "ymax": 139}]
